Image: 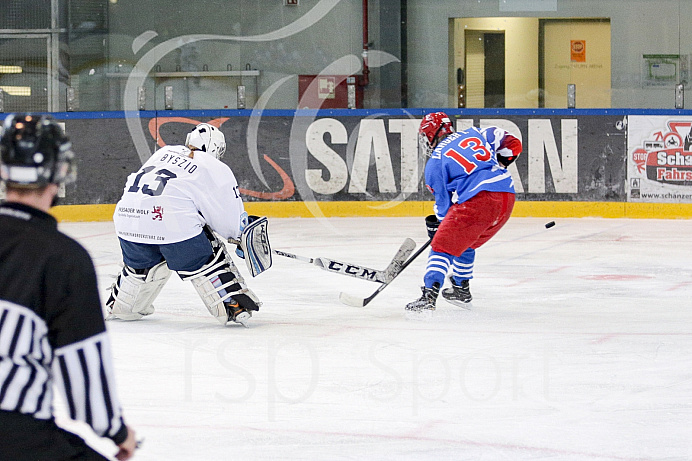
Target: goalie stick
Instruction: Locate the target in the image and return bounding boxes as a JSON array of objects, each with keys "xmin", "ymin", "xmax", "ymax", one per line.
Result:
[
  {"xmin": 229, "ymin": 223, "xmax": 415, "ymax": 283},
  {"xmin": 339, "ymin": 238, "xmax": 432, "ymax": 308},
  {"xmin": 272, "ymin": 238, "xmax": 416, "ymax": 284}
]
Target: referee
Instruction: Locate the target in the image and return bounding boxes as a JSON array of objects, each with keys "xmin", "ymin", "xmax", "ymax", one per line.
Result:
[{"xmin": 0, "ymin": 114, "xmax": 137, "ymax": 460}]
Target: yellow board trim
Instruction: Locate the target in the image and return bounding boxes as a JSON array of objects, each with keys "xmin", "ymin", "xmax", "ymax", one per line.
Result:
[
  {"xmin": 51, "ymin": 204, "xmax": 117, "ymax": 222},
  {"xmin": 50, "ymin": 201, "xmax": 692, "ymax": 222}
]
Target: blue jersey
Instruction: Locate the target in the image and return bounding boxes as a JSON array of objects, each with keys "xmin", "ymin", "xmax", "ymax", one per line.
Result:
[{"xmin": 424, "ymin": 126, "xmax": 516, "ymax": 219}]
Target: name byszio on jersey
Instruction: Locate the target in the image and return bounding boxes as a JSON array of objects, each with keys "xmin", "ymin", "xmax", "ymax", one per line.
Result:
[{"xmin": 159, "ymin": 153, "xmax": 198, "ymax": 173}]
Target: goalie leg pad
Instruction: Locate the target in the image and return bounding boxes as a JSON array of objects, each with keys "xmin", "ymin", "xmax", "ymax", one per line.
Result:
[
  {"xmin": 107, "ymin": 261, "xmax": 171, "ymax": 320},
  {"xmin": 178, "ymin": 234, "xmax": 261, "ymax": 325}
]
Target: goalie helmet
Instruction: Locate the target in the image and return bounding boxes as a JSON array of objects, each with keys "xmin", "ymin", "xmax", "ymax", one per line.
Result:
[
  {"xmin": 185, "ymin": 123, "xmax": 226, "ymax": 159},
  {"xmin": 418, "ymin": 112, "xmax": 454, "ymax": 157},
  {"xmin": 0, "ymin": 113, "xmax": 76, "ymax": 188}
]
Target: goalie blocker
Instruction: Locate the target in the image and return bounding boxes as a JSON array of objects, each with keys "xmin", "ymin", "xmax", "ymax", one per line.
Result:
[{"xmin": 233, "ymin": 215, "xmax": 273, "ymax": 277}]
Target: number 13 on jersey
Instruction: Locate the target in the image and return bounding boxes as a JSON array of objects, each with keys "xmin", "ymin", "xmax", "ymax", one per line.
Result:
[
  {"xmin": 127, "ymin": 166, "xmax": 177, "ymax": 197},
  {"xmin": 444, "ymin": 136, "xmax": 493, "ymax": 174}
]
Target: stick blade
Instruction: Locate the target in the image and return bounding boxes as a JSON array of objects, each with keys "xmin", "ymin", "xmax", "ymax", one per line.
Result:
[
  {"xmin": 338, "ymin": 238, "xmax": 430, "ymax": 308},
  {"xmin": 339, "ymin": 291, "xmax": 366, "ymax": 307},
  {"xmin": 383, "ymin": 238, "xmax": 416, "ymax": 282}
]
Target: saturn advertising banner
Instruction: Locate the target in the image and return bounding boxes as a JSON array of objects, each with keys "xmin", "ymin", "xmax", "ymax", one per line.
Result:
[{"xmin": 1, "ymin": 111, "xmax": 629, "ymax": 206}]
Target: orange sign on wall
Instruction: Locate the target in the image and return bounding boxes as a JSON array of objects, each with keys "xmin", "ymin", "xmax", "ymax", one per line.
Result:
[{"xmin": 571, "ymin": 40, "xmax": 586, "ymax": 62}]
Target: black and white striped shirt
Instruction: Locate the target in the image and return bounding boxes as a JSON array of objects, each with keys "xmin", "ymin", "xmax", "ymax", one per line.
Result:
[
  {"xmin": 0, "ymin": 202, "xmax": 128, "ymax": 445},
  {"xmin": 0, "ymin": 301, "xmax": 54, "ymax": 420}
]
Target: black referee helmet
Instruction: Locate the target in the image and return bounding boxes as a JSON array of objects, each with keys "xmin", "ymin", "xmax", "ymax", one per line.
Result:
[{"xmin": 0, "ymin": 113, "xmax": 75, "ymax": 188}]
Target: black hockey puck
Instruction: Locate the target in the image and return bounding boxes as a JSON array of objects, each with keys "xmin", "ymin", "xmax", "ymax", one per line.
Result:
[{"xmin": 545, "ymin": 221, "xmax": 556, "ymax": 229}]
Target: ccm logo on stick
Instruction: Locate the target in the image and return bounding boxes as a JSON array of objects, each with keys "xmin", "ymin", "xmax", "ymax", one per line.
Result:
[{"xmin": 326, "ymin": 261, "xmax": 379, "ymax": 280}]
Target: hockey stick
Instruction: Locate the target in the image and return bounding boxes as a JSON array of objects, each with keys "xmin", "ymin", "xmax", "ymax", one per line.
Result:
[
  {"xmin": 339, "ymin": 238, "xmax": 432, "ymax": 307},
  {"xmin": 272, "ymin": 249, "xmax": 314, "ymax": 265},
  {"xmin": 272, "ymin": 248, "xmax": 388, "ymax": 283},
  {"xmin": 272, "ymin": 238, "xmax": 416, "ymax": 284}
]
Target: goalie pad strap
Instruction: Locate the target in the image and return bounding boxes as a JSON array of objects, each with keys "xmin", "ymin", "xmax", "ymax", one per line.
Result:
[
  {"xmin": 188, "ymin": 276, "xmax": 253, "ymax": 323},
  {"xmin": 108, "ymin": 261, "xmax": 171, "ymax": 320}
]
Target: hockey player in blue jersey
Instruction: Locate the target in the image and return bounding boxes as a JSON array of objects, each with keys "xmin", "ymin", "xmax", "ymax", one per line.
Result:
[{"xmin": 406, "ymin": 111, "xmax": 522, "ymax": 312}]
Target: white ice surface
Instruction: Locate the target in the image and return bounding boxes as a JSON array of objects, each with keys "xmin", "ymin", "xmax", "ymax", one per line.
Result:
[{"xmin": 54, "ymin": 217, "xmax": 692, "ymax": 461}]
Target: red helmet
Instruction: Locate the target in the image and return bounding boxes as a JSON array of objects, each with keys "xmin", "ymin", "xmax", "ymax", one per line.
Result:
[{"xmin": 418, "ymin": 112, "xmax": 454, "ymax": 157}]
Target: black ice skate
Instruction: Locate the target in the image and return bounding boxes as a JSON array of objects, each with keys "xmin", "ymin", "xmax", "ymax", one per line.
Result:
[
  {"xmin": 441, "ymin": 278, "xmax": 472, "ymax": 306},
  {"xmin": 405, "ymin": 283, "xmax": 440, "ymax": 312},
  {"xmin": 225, "ymin": 299, "xmax": 252, "ymax": 327}
]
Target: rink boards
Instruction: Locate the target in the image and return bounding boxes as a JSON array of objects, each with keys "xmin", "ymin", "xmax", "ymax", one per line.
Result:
[{"xmin": 4, "ymin": 108, "xmax": 692, "ymax": 220}]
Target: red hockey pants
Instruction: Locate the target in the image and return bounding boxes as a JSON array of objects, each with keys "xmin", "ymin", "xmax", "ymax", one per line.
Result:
[{"xmin": 432, "ymin": 190, "xmax": 515, "ymax": 257}]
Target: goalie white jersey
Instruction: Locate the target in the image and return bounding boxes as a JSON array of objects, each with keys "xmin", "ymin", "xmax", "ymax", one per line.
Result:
[{"xmin": 114, "ymin": 144, "xmax": 245, "ymax": 244}]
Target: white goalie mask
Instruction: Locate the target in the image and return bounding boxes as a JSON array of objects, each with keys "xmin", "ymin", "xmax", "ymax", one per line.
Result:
[{"xmin": 185, "ymin": 123, "xmax": 226, "ymax": 159}]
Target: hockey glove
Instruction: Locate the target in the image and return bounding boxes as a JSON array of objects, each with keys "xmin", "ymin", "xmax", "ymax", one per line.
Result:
[
  {"xmin": 497, "ymin": 133, "xmax": 522, "ymax": 167},
  {"xmin": 235, "ymin": 214, "xmax": 261, "ymax": 258},
  {"xmin": 425, "ymin": 214, "xmax": 440, "ymax": 239}
]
